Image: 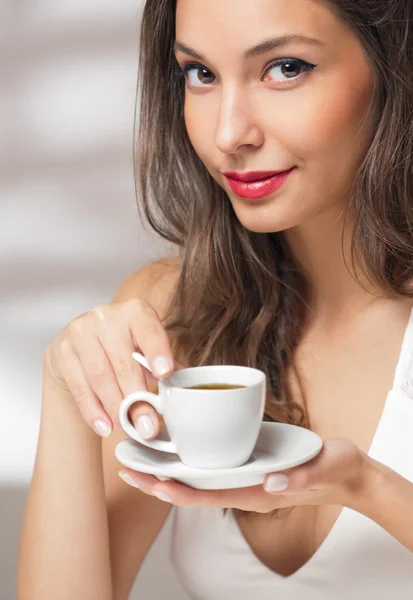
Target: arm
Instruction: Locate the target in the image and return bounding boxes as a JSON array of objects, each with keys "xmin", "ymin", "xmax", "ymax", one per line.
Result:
[
  {"xmin": 17, "ymin": 256, "xmax": 180, "ymax": 600},
  {"xmin": 18, "ymin": 371, "xmax": 114, "ymax": 600}
]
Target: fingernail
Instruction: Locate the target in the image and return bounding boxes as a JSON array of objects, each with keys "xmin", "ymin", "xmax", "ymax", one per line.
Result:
[
  {"xmin": 137, "ymin": 415, "xmax": 155, "ymax": 439},
  {"xmin": 152, "ymin": 355, "xmax": 173, "ymax": 377},
  {"xmin": 118, "ymin": 471, "xmax": 141, "ymax": 489},
  {"xmin": 154, "ymin": 491, "xmax": 172, "ymax": 503},
  {"xmin": 264, "ymin": 474, "xmax": 289, "ymax": 492},
  {"xmin": 93, "ymin": 419, "xmax": 112, "ymax": 437}
]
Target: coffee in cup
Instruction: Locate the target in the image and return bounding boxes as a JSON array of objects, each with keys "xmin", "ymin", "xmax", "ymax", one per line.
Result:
[
  {"xmin": 184, "ymin": 383, "xmax": 247, "ymax": 390},
  {"xmin": 118, "ymin": 365, "xmax": 266, "ymax": 469}
]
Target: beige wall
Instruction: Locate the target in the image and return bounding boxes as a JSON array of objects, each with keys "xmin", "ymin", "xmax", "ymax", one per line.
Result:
[{"xmin": 0, "ymin": 1, "xmax": 190, "ymax": 598}]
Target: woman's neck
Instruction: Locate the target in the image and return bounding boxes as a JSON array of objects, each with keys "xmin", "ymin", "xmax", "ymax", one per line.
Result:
[{"xmin": 283, "ymin": 204, "xmax": 383, "ymax": 325}]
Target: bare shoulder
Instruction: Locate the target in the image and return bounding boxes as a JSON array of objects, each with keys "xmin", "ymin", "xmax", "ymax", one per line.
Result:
[{"xmin": 112, "ymin": 254, "xmax": 182, "ymax": 320}]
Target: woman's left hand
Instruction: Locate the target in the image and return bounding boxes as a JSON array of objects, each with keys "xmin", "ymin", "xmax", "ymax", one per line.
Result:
[{"xmin": 118, "ymin": 438, "xmax": 370, "ymax": 513}]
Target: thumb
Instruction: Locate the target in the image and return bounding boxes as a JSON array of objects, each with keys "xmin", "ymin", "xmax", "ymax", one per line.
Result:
[{"xmin": 280, "ymin": 438, "xmax": 362, "ymax": 492}]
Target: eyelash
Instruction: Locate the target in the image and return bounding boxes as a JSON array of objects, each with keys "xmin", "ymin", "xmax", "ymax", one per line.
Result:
[{"xmin": 174, "ymin": 58, "xmax": 317, "ymax": 87}]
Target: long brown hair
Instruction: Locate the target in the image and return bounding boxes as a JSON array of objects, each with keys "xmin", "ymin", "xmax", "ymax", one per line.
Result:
[{"xmin": 135, "ymin": 0, "xmax": 413, "ymax": 489}]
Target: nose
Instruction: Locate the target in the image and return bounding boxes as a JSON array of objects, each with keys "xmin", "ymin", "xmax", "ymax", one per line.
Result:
[{"xmin": 214, "ymin": 87, "xmax": 264, "ymax": 155}]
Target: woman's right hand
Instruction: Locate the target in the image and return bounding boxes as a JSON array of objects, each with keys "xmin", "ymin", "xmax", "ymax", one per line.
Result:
[{"xmin": 43, "ymin": 298, "xmax": 184, "ymax": 439}]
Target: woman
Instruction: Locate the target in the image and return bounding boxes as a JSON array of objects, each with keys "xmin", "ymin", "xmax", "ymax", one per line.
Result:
[{"xmin": 18, "ymin": 0, "xmax": 413, "ymax": 598}]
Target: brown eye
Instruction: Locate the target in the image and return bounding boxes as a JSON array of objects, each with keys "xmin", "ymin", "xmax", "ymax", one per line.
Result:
[
  {"xmin": 181, "ymin": 63, "xmax": 217, "ymax": 86},
  {"xmin": 263, "ymin": 58, "xmax": 316, "ymax": 84},
  {"xmin": 281, "ymin": 62, "xmax": 301, "ymax": 78},
  {"xmin": 196, "ymin": 67, "xmax": 215, "ymax": 84}
]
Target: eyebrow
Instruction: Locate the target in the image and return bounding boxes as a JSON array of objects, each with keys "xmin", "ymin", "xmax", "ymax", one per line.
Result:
[{"xmin": 173, "ymin": 34, "xmax": 325, "ymax": 61}]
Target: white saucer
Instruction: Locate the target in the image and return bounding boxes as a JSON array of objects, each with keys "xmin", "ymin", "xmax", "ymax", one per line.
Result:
[{"xmin": 115, "ymin": 422, "xmax": 323, "ymax": 490}]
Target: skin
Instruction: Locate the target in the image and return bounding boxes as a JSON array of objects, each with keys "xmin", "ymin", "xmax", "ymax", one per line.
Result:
[{"xmin": 118, "ymin": 0, "xmax": 413, "ymax": 571}]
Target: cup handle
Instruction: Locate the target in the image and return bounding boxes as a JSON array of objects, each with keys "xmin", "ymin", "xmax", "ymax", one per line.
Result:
[{"xmin": 118, "ymin": 391, "xmax": 177, "ymax": 454}]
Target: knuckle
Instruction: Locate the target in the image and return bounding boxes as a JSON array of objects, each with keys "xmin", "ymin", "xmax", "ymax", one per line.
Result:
[
  {"xmin": 291, "ymin": 470, "xmax": 308, "ymax": 489},
  {"xmin": 68, "ymin": 310, "xmax": 98, "ymax": 337},
  {"xmin": 112, "ymin": 355, "xmax": 132, "ymax": 379},
  {"xmin": 128, "ymin": 297, "xmax": 153, "ymax": 317},
  {"xmin": 57, "ymin": 335, "xmax": 72, "ymax": 357},
  {"xmin": 68, "ymin": 318, "xmax": 86, "ymax": 337},
  {"xmin": 86, "ymin": 360, "xmax": 108, "ymax": 381},
  {"xmin": 91, "ymin": 305, "xmax": 109, "ymax": 322},
  {"xmin": 70, "ymin": 383, "xmax": 91, "ymax": 405},
  {"xmin": 142, "ymin": 318, "xmax": 163, "ymax": 337}
]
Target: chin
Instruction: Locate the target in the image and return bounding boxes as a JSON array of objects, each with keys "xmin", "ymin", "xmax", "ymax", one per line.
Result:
[
  {"xmin": 242, "ymin": 223, "xmax": 282, "ymax": 234},
  {"xmin": 227, "ymin": 188, "xmax": 305, "ymax": 232},
  {"xmin": 231, "ymin": 205, "xmax": 301, "ymax": 234},
  {"xmin": 236, "ymin": 220, "xmax": 290, "ymax": 234}
]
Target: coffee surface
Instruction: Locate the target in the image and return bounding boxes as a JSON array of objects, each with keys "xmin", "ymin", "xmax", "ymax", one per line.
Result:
[{"xmin": 184, "ymin": 383, "xmax": 247, "ymax": 390}]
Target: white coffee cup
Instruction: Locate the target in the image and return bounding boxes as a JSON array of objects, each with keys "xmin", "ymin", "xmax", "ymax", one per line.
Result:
[{"xmin": 118, "ymin": 365, "xmax": 266, "ymax": 469}]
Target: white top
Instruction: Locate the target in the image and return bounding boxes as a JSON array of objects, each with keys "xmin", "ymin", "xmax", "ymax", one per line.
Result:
[{"xmin": 169, "ymin": 307, "xmax": 413, "ymax": 599}]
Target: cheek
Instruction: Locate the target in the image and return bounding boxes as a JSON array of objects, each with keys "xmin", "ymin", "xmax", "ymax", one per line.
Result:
[
  {"xmin": 184, "ymin": 99, "xmax": 218, "ymax": 164},
  {"xmin": 274, "ymin": 66, "xmax": 376, "ymax": 165},
  {"xmin": 305, "ymin": 85, "xmax": 374, "ymax": 157}
]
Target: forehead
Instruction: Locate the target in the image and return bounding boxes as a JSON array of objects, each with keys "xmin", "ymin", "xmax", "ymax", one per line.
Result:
[{"xmin": 175, "ymin": 0, "xmax": 343, "ymax": 48}]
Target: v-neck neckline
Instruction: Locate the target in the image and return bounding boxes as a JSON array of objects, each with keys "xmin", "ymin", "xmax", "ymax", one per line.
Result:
[{"xmin": 228, "ymin": 304, "xmax": 413, "ymax": 583}]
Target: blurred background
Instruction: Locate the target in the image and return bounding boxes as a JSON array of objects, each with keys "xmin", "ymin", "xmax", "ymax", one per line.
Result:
[{"xmin": 0, "ymin": 1, "xmax": 190, "ymax": 597}]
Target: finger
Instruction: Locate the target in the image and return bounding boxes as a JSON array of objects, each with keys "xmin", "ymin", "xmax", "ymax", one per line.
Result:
[
  {"xmin": 68, "ymin": 321, "xmax": 126, "ymax": 429},
  {"xmin": 126, "ymin": 359, "xmax": 185, "ymax": 439},
  {"xmin": 94, "ymin": 313, "xmax": 160, "ymax": 438},
  {"xmin": 127, "ymin": 360, "xmax": 186, "ymax": 438},
  {"xmin": 263, "ymin": 458, "xmax": 323, "ymax": 495},
  {"xmin": 118, "ymin": 469, "xmax": 160, "ymax": 492},
  {"xmin": 150, "ymin": 480, "xmax": 266, "ymax": 509},
  {"xmin": 54, "ymin": 339, "xmax": 114, "ymax": 437},
  {"xmin": 97, "ymin": 319, "xmax": 147, "ymax": 398},
  {"xmin": 125, "ymin": 299, "xmax": 176, "ymax": 377},
  {"xmin": 127, "ymin": 353, "xmax": 164, "ymax": 438}
]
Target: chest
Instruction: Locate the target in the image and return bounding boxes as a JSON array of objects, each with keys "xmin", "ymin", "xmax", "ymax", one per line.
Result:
[{"xmin": 235, "ymin": 310, "xmax": 410, "ymax": 578}]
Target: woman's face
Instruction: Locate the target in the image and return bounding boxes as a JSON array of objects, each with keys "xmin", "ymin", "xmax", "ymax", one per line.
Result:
[{"xmin": 174, "ymin": 0, "xmax": 377, "ymax": 234}]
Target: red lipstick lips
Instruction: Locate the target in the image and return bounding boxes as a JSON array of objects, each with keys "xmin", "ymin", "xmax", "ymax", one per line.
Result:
[{"xmin": 223, "ymin": 167, "xmax": 296, "ymax": 200}]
